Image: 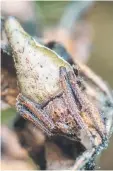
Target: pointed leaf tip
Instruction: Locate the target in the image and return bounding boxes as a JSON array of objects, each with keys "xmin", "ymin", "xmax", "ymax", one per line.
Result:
[{"xmin": 5, "ymin": 17, "xmax": 72, "ymax": 104}]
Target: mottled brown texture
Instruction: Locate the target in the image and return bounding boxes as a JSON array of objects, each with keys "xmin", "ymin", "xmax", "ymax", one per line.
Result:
[{"xmin": 17, "ymin": 66, "xmax": 106, "ymax": 151}]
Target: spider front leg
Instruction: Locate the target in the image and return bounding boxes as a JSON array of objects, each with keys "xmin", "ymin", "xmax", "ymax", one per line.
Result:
[
  {"xmin": 59, "ymin": 66, "xmax": 97, "ymax": 147},
  {"xmin": 16, "ymin": 94, "xmax": 55, "ymax": 136},
  {"xmin": 60, "ymin": 66, "xmax": 108, "ymax": 148},
  {"xmin": 68, "ymin": 68, "xmax": 106, "ymax": 140}
]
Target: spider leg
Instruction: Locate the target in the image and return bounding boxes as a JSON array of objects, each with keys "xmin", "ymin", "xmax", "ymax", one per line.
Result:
[
  {"xmin": 16, "ymin": 93, "xmax": 55, "ymax": 136},
  {"xmin": 72, "ymin": 148, "xmax": 95, "ymax": 170},
  {"xmin": 67, "ymin": 69, "xmax": 106, "ymax": 140},
  {"xmin": 59, "ymin": 66, "xmax": 95, "ymax": 146}
]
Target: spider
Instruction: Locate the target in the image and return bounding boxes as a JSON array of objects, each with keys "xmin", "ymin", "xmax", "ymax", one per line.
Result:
[{"xmin": 16, "ymin": 66, "xmax": 109, "ymax": 170}]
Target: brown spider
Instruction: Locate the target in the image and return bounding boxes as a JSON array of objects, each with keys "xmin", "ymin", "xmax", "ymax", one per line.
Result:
[{"xmin": 16, "ymin": 66, "xmax": 109, "ymax": 170}]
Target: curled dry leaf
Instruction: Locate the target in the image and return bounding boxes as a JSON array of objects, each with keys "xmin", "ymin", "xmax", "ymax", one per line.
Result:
[{"xmin": 5, "ymin": 17, "xmax": 72, "ymax": 105}]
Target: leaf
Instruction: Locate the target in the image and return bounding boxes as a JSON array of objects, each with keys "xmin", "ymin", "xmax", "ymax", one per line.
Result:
[{"xmin": 5, "ymin": 17, "xmax": 72, "ymax": 104}]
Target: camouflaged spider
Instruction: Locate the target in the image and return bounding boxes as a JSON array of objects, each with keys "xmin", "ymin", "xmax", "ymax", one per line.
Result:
[{"xmin": 17, "ymin": 66, "xmax": 108, "ymax": 170}]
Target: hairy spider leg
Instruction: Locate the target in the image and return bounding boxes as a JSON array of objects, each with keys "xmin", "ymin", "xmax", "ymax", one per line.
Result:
[
  {"xmin": 60, "ymin": 66, "xmax": 95, "ymax": 146},
  {"xmin": 68, "ymin": 70, "xmax": 106, "ymax": 141},
  {"xmin": 16, "ymin": 94, "xmax": 55, "ymax": 136}
]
